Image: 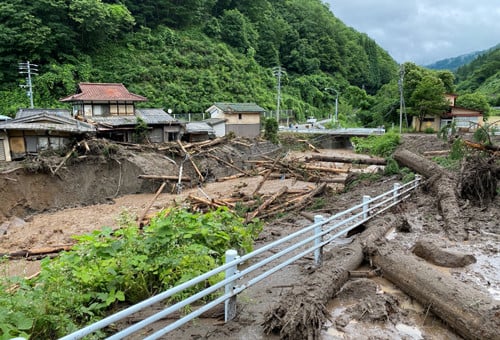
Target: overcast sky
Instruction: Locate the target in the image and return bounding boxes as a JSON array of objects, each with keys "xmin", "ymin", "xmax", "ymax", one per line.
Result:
[{"xmin": 324, "ymin": 0, "xmax": 500, "ymax": 65}]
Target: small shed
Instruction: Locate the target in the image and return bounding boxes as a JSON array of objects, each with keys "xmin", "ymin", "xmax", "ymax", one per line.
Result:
[
  {"xmin": 0, "ymin": 109, "xmax": 95, "ymax": 160},
  {"xmin": 183, "ymin": 122, "xmax": 215, "ymax": 143},
  {"xmin": 205, "ymin": 102, "xmax": 265, "ymax": 138},
  {"xmin": 203, "ymin": 118, "xmax": 227, "ymax": 137}
]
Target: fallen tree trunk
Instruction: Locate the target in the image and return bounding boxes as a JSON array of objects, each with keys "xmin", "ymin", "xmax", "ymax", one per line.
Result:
[
  {"xmin": 303, "ymin": 165, "xmax": 350, "ymax": 174},
  {"xmin": 262, "ymin": 241, "xmax": 364, "ymax": 339},
  {"xmin": 305, "ymin": 155, "xmax": 386, "ymax": 165},
  {"xmin": 393, "ymin": 148, "xmax": 444, "ymax": 178},
  {"xmin": 411, "ymin": 239, "xmax": 476, "ymax": 267},
  {"xmin": 372, "ymin": 244, "xmax": 500, "ymax": 340},
  {"xmin": 394, "ymin": 149, "xmax": 466, "ymax": 240},
  {"xmin": 262, "ymin": 214, "xmax": 402, "ymax": 339},
  {"xmin": 2, "ymin": 245, "xmax": 73, "ymax": 259}
]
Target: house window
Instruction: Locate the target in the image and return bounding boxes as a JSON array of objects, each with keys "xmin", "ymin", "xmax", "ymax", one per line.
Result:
[{"xmin": 238, "ymin": 113, "xmax": 242, "ymax": 120}]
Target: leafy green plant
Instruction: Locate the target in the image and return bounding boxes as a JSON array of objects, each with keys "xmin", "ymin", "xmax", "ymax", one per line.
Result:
[
  {"xmin": 352, "ymin": 131, "xmax": 400, "ymax": 158},
  {"xmin": 0, "ymin": 207, "xmax": 262, "ymax": 339},
  {"xmin": 263, "ymin": 118, "xmax": 279, "ymax": 144},
  {"xmin": 133, "ymin": 117, "xmax": 149, "ymax": 143}
]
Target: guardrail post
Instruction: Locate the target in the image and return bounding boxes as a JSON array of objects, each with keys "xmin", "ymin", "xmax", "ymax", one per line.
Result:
[
  {"xmin": 362, "ymin": 195, "xmax": 370, "ymax": 219},
  {"xmin": 415, "ymin": 175, "xmax": 422, "ymax": 189},
  {"xmin": 224, "ymin": 249, "xmax": 238, "ymax": 322},
  {"xmin": 393, "ymin": 183, "xmax": 400, "ymax": 203},
  {"xmin": 314, "ymin": 215, "xmax": 324, "ymax": 266}
]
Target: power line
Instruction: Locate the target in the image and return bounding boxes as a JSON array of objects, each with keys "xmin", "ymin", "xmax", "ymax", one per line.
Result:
[{"xmin": 19, "ymin": 61, "xmax": 38, "ymax": 108}]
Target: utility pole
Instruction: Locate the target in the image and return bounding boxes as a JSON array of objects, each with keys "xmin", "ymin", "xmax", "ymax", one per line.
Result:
[
  {"xmin": 272, "ymin": 66, "xmax": 286, "ymax": 124},
  {"xmin": 324, "ymin": 87, "xmax": 339, "ymax": 127},
  {"xmin": 398, "ymin": 64, "xmax": 405, "ymax": 133},
  {"xmin": 19, "ymin": 61, "xmax": 38, "ymax": 108}
]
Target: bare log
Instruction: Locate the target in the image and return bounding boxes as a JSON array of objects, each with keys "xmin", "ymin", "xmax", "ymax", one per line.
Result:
[
  {"xmin": 305, "ymin": 155, "xmax": 386, "ymax": 165},
  {"xmin": 263, "ymin": 214, "xmax": 402, "ymax": 339},
  {"xmin": 2, "ymin": 245, "xmax": 73, "ymax": 259},
  {"xmin": 303, "ymin": 165, "xmax": 350, "ymax": 174},
  {"xmin": 246, "ymin": 186, "xmax": 288, "ymax": 222},
  {"xmin": 298, "ymin": 139, "xmax": 321, "ymax": 153},
  {"xmin": 138, "ymin": 174, "xmax": 191, "ymax": 182},
  {"xmin": 177, "ymin": 140, "xmax": 204, "ymax": 182},
  {"xmin": 253, "ymin": 155, "xmax": 284, "ymax": 195},
  {"xmin": 372, "ymin": 244, "xmax": 500, "ymax": 340},
  {"xmin": 394, "ymin": 148, "xmax": 444, "ymax": 178},
  {"xmin": 263, "ymin": 241, "xmax": 364, "ymax": 339},
  {"xmin": 216, "ymin": 173, "xmax": 246, "ymax": 182},
  {"xmin": 259, "ymin": 183, "xmax": 326, "ymax": 219},
  {"xmin": 394, "ymin": 148, "xmax": 465, "ymax": 240},
  {"xmin": 422, "ymin": 150, "xmax": 450, "ymax": 156},
  {"xmin": 411, "ymin": 239, "xmax": 476, "ymax": 267},
  {"xmin": 137, "ymin": 182, "xmax": 167, "ymax": 227}
]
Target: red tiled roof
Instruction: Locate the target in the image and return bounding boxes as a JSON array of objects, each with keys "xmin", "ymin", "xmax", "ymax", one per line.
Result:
[{"xmin": 60, "ymin": 83, "xmax": 147, "ymax": 102}]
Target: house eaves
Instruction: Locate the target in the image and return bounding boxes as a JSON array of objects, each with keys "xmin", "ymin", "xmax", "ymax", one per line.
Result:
[{"xmin": 59, "ymin": 83, "xmax": 147, "ymax": 102}]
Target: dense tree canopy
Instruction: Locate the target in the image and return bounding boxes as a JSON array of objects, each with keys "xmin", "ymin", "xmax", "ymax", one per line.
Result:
[
  {"xmin": 0, "ymin": 0, "xmax": 400, "ymax": 120},
  {"xmin": 455, "ymin": 46, "xmax": 500, "ymax": 105}
]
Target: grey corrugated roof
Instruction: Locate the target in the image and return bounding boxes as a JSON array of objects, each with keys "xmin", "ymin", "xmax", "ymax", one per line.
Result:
[
  {"xmin": 186, "ymin": 122, "xmax": 214, "ymax": 133},
  {"xmin": 16, "ymin": 108, "xmax": 71, "ymax": 119},
  {"xmin": 92, "ymin": 116, "xmax": 138, "ymax": 127},
  {"xmin": 203, "ymin": 118, "xmax": 227, "ymax": 126},
  {"xmin": 0, "ymin": 113, "xmax": 95, "ymax": 133},
  {"xmin": 136, "ymin": 108, "xmax": 180, "ymax": 125},
  {"xmin": 210, "ymin": 102, "xmax": 265, "ymax": 113}
]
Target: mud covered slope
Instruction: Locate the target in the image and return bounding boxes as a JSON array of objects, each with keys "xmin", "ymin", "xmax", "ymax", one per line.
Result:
[{"xmin": 0, "ymin": 138, "xmax": 281, "ymax": 222}]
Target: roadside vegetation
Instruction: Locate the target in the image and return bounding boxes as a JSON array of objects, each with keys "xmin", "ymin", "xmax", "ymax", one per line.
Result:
[{"xmin": 0, "ymin": 207, "xmax": 262, "ymax": 339}]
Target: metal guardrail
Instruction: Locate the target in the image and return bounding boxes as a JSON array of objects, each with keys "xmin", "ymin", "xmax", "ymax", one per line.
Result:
[{"xmin": 60, "ymin": 175, "xmax": 421, "ymax": 340}]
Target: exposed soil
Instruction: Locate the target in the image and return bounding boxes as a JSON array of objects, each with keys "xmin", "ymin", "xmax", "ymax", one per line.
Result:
[{"xmin": 0, "ymin": 134, "xmax": 499, "ymax": 340}]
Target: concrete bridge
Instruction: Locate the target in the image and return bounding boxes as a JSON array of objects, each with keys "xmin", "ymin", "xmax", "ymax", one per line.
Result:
[
  {"xmin": 279, "ymin": 126, "xmax": 385, "ymax": 137},
  {"xmin": 278, "ymin": 126, "xmax": 385, "ymax": 149}
]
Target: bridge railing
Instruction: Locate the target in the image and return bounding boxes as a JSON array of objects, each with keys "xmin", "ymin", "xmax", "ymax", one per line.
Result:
[{"xmin": 60, "ymin": 175, "xmax": 421, "ymax": 340}]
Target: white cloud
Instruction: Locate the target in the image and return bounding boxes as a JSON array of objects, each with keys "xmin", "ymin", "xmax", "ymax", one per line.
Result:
[{"xmin": 324, "ymin": 0, "xmax": 500, "ymax": 64}]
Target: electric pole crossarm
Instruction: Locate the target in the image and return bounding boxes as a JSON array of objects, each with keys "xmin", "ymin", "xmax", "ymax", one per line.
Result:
[{"xmin": 19, "ymin": 61, "xmax": 39, "ymax": 108}]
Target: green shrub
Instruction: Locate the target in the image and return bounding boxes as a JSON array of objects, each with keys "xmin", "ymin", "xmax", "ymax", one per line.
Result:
[
  {"xmin": 0, "ymin": 207, "xmax": 262, "ymax": 339},
  {"xmin": 352, "ymin": 131, "xmax": 400, "ymax": 158}
]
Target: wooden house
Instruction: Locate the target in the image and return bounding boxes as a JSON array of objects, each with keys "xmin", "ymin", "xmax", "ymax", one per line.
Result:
[
  {"xmin": 412, "ymin": 94, "xmax": 483, "ymax": 132},
  {"xmin": 0, "ymin": 109, "xmax": 95, "ymax": 160},
  {"xmin": 205, "ymin": 102, "xmax": 265, "ymax": 138},
  {"xmin": 60, "ymin": 83, "xmax": 182, "ymax": 142},
  {"xmin": 59, "ymin": 82, "xmax": 147, "ymax": 117}
]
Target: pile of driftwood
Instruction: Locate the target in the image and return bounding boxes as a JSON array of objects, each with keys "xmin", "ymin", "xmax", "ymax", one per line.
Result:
[
  {"xmin": 187, "ymin": 183, "xmax": 327, "ymax": 223},
  {"xmin": 262, "ymin": 145, "xmax": 500, "ymax": 340}
]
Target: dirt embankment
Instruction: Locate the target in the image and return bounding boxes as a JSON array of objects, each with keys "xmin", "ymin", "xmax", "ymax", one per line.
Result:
[{"xmin": 0, "ymin": 138, "xmax": 281, "ymax": 223}]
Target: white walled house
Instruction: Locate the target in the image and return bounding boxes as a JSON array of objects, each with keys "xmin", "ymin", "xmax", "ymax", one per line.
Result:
[{"xmin": 205, "ymin": 102, "xmax": 265, "ymax": 138}]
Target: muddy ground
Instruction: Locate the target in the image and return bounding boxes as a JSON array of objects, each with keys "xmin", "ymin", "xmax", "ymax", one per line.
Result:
[{"xmin": 0, "ymin": 134, "xmax": 499, "ymax": 339}]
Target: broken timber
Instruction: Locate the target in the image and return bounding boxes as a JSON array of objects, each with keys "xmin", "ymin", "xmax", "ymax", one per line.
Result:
[
  {"xmin": 138, "ymin": 174, "xmax": 191, "ymax": 182},
  {"xmin": 394, "ymin": 148, "xmax": 465, "ymax": 240},
  {"xmin": 305, "ymin": 155, "xmax": 386, "ymax": 165},
  {"xmin": 372, "ymin": 243, "xmax": 500, "ymax": 340}
]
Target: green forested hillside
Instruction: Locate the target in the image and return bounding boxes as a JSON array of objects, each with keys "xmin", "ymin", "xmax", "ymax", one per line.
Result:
[
  {"xmin": 0, "ymin": 0, "xmax": 398, "ymax": 123},
  {"xmin": 455, "ymin": 46, "xmax": 500, "ymax": 105}
]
